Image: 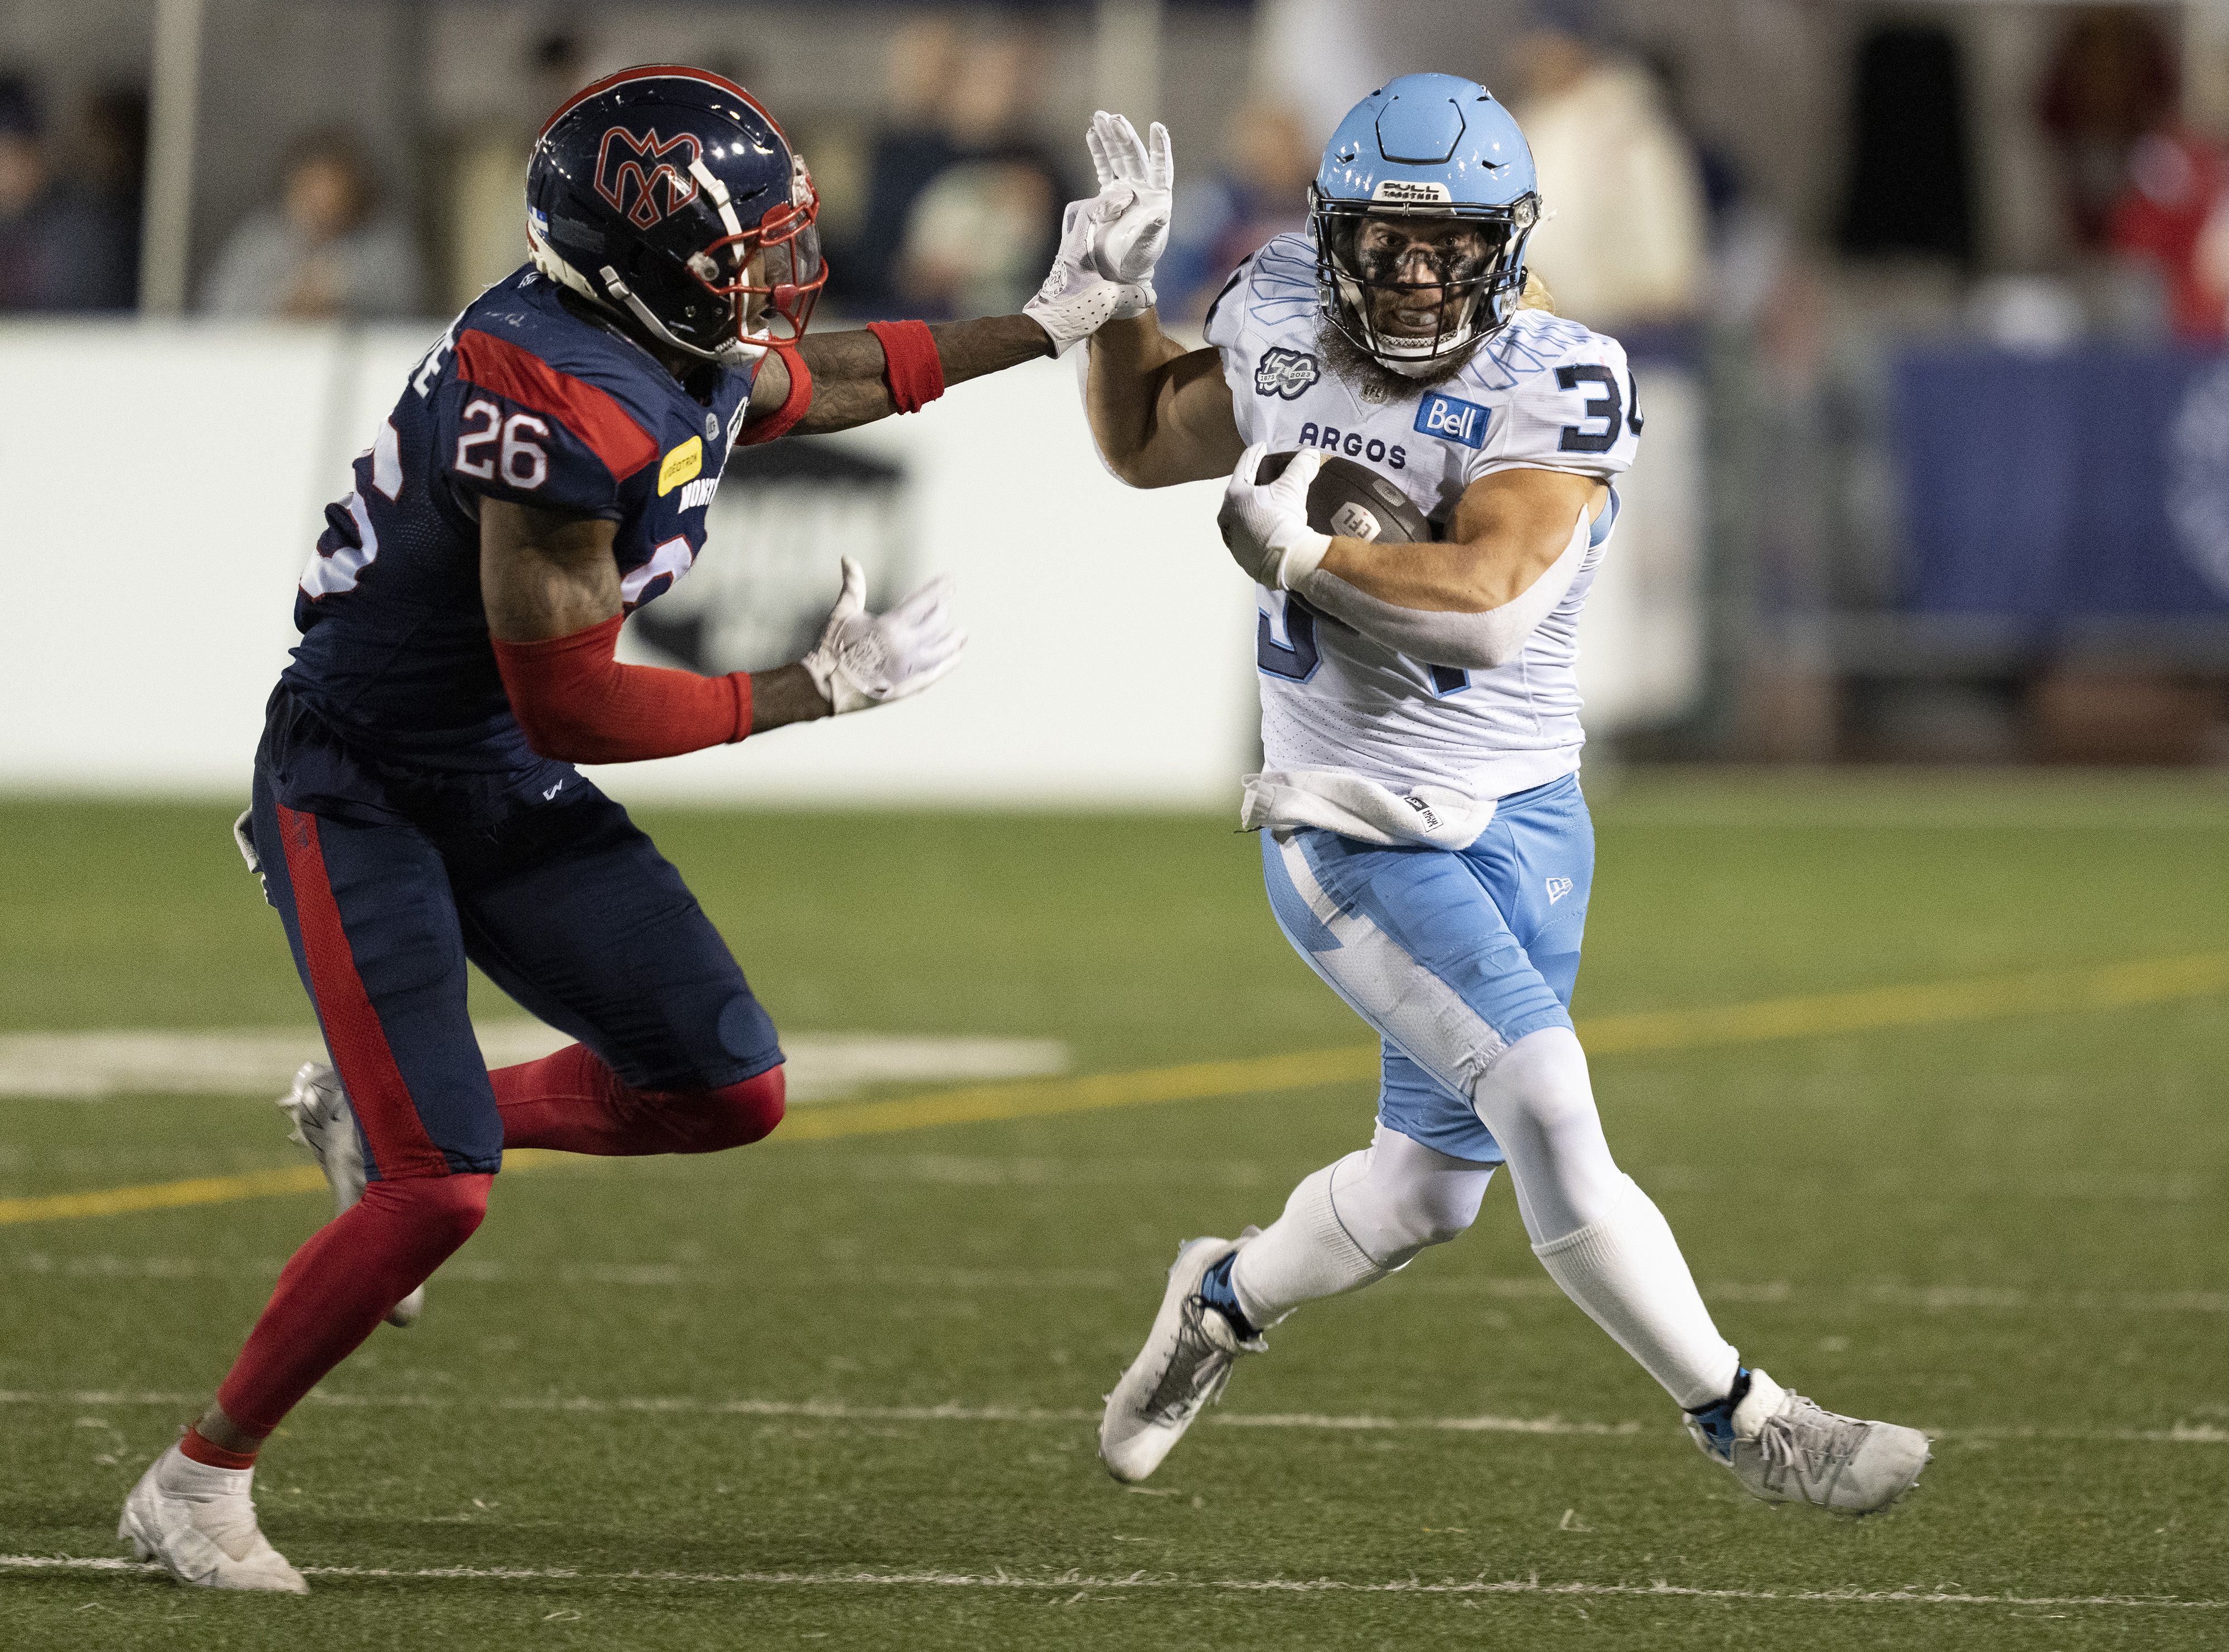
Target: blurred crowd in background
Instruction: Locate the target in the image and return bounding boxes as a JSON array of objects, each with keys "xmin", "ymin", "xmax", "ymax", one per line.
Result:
[
  {"xmin": 9, "ymin": 0, "xmax": 2229, "ymax": 767},
  {"xmin": 5, "ymin": 2, "xmax": 2229, "ymax": 340}
]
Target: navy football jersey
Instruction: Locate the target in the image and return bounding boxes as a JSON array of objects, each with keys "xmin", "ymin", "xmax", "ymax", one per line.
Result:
[{"xmin": 269, "ymin": 265, "xmax": 760, "ymax": 817}]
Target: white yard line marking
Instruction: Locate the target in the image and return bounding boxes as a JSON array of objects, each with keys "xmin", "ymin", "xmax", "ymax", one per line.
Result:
[
  {"xmin": 0, "ymin": 1554, "xmax": 2220, "ymax": 1610},
  {"xmin": 0, "ymin": 1028, "xmax": 1067, "ymax": 1103},
  {"xmin": 11, "ymin": 1252, "xmax": 2226, "ymax": 1318},
  {"xmin": 1, "ymin": 1388, "xmax": 2221, "ymax": 1444}
]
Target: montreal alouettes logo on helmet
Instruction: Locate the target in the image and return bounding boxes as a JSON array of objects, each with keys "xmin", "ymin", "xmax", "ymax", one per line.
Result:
[{"xmin": 595, "ymin": 126, "xmax": 702, "ymax": 228}]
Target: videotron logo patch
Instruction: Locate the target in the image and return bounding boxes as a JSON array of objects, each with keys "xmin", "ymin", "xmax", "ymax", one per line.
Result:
[
  {"xmin": 1372, "ymin": 179, "xmax": 1453, "ymax": 204},
  {"xmin": 1414, "ymin": 392, "xmax": 1491, "ymax": 450},
  {"xmin": 658, "ymin": 436, "xmax": 704, "ymax": 496},
  {"xmin": 1255, "ymin": 347, "xmax": 1321, "ymax": 400}
]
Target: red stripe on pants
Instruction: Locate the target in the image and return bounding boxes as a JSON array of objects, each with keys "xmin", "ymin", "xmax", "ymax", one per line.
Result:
[{"xmin": 275, "ymin": 803, "xmax": 451, "ymax": 1179}]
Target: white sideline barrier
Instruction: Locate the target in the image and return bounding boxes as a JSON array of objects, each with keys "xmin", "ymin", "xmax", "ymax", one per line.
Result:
[{"xmin": 0, "ymin": 321, "xmax": 1699, "ymax": 805}]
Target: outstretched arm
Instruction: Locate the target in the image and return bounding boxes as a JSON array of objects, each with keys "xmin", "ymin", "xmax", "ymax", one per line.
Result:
[
  {"xmin": 480, "ymin": 503, "xmax": 963, "ymax": 749},
  {"xmin": 479, "ymin": 500, "xmax": 826, "ymax": 759},
  {"xmin": 743, "ymin": 110, "xmax": 1199, "ymax": 452},
  {"xmin": 1083, "ymin": 311, "xmax": 1244, "ymax": 488},
  {"xmin": 740, "ymin": 315, "xmax": 1056, "ymax": 438},
  {"xmin": 1068, "ymin": 112, "xmax": 1240, "ymax": 486}
]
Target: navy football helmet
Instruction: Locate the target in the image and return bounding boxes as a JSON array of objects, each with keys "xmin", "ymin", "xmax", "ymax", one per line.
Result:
[
  {"xmin": 525, "ymin": 65, "xmax": 825, "ymax": 366},
  {"xmin": 1311, "ymin": 74, "xmax": 1541, "ymax": 374}
]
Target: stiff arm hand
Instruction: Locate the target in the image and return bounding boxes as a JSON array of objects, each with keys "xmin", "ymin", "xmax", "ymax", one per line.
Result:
[
  {"xmin": 1084, "ymin": 112, "xmax": 1174, "ymax": 296},
  {"xmin": 1025, "ymin": 111, "xmax": 1173, "ymax": 355}
]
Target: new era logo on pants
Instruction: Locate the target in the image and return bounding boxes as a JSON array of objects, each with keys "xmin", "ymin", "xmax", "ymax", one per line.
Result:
[{"xmin": 1545, "ymin": 877, "xmax": 1573, "ymax": 904}]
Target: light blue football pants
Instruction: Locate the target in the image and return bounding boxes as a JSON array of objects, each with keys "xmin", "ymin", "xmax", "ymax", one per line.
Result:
[
  {"xmin": 1259, "ymin": 772, "xmax": 1593, "ymax": 1166},
  {"xmin": 1248, "ymin": 776, "xmax": 1741, "ymax": 1405}
]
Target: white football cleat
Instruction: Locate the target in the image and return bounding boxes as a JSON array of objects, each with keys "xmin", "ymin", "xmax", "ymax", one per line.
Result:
[
  {"xmin": 119, "ymin": 1443, "xmax": 308, "ymax": 1593},
  {"xmin": 1686, "ymin": 1367, "xmax": 1930, "ymax": 1514},
  {"xmin": 1098, "ymin": 1230, "xmax": 1264, "ymax": 1483},
  {"xmin": 279, "ymin": 1060, "xmax": 422, "ymax": 1328}
]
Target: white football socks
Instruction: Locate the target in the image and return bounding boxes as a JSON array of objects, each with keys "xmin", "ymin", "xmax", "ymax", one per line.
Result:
[
  {"xmin": 1223, "ymin": 1024, "xmax": 1741, "ymax": 1413},
  {"xmin": 1532, "ymin": 1174, "xmax": 1741, "ymax": 1410},
  {"xmin": 1471, "ymin": 1026, "xmax": 1739, "ymax": 1410},
  {"xmin": 1229, "ymin": 1128, "xmax": 1495, "ymax": 1329},
  {"xmin": 1469, "ymin": 1026, "xmax": 1625, "ymax": 1241},
  {"xmin": 1326, "ymin": 1127, "xmax": 1495, "ymax": 1269},
  {"xmin": 1229, "ymin": 1159, "xmax": 1385, "ymax": 1329}
]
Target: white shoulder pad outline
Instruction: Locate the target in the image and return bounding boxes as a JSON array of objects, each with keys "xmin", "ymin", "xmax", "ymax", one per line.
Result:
[
  {"xmin": 1463, "ymin": 313, "xmax": 1638, "ymax": 483},
  {"xmin": 1466, "ymin": 308, "xmax": 1623, "ymax": 396},
  {"xmin": 1202, "ymin": 231, "xmax": 1315, "ymax": 354}
]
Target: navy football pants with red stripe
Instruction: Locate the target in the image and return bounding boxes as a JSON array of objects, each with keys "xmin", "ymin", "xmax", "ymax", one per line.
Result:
[
  {"xmin": 201, "ymin": 770, "xmax": 782, "ymax": 1440},
  {"xmin": 250, "ymin": 767, "xmax": 785, "ymax": 1180}
]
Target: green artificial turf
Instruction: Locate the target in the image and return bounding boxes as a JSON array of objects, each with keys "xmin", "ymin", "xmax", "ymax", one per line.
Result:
[{"xmin": 2, "ymin": 771, "xmax": 2226, "ymax": 1649}]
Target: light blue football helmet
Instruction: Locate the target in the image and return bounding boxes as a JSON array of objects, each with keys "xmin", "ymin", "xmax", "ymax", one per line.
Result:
[{"xmin": 1311, "ymin": 73, "xmax": 1541, "ymax": 373}]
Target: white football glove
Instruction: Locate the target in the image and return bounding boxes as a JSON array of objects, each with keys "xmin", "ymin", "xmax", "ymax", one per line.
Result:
[
  {"xmin": 800, "ymin": 557, "xmax": 967, "ymax": 715},
  {"xmin": 1219, "ymin": 444, "xmax": 1332, "ymax": 591},
  {"xmin": 1084, "ymin": 111, "xmax": 1174, "ymax": 306},
  {"xmin": 1024, "ymin": 192, "xmax": 1154, "ymax": 357}
]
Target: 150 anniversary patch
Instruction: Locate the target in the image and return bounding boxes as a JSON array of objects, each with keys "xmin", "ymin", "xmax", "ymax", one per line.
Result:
[{"xmin": 1255, "ymin": 347, "xmax": 1320, "ymax": 400}]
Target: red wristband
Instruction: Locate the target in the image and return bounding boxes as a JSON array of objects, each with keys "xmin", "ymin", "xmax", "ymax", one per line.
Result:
[
  {"xmin": 867, "ymin": 319, "xmax": 946, "ymax": 415},
  {"xmin": 737, "ymin": 343, "xmax": 813, "ymax": 447},
  {"xmin": 492, "ymin": 614, "xmax": 752, "ymax": 764}
]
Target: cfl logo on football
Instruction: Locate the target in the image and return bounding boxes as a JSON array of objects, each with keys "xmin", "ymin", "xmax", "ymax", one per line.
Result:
[
  {"xmin": 1330, "ymin": 502, "xmax": 1383, "ymax": 541},
  {"xmin": 1414, "ymin": 393, "xmax": 1490, "ymax": 450},
  {"xmin": 678, "ymin": 476, "xmax": 719, "ymax": 510}
]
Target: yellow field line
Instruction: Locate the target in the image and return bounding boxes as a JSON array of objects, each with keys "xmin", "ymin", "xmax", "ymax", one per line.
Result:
[
  {"xmin": 0, "ymin": 1164, "xmax": 330, "ymax": 1225},
  {"xmin": 3, "ymin": 951, "xmax": 2223, "ymax": 1228},
  {"xmin": 1576, "ymin": 950, "xmax": 2229, "ymax": 1055}
]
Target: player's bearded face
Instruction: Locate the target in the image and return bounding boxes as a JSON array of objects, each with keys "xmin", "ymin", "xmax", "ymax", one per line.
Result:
[{"xmin": 1352, "ymin": 217, "xmax": 1497, "ymax": 338}]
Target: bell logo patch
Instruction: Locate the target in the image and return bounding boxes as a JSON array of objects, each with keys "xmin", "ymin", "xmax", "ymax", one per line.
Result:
[{"xmin": 1415, "ymin": 392, "xmax": 1490, "ymax": 450}]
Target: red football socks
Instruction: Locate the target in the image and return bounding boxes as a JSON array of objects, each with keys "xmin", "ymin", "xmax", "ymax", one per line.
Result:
[
  {"xmin": 213, "ymin": 1174, "xmax": 491, "ymax": 1437},
  {"xmin": 179, "ymin": 1427, "xmax": 259, "ymax": 1470},
  {"xmin": 491, "ymin": 1041, "xmax": 785, "ymax": 1156},
  {"xmin": 200, "ymin": 1052, "xmax": 779, "ymax": 1443}
]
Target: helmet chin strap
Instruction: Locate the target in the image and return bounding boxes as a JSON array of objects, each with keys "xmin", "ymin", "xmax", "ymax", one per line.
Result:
[
  {"xmin": 1381, "ymin": 354, "xmax": 1453, "ymax": 380},
  {"xmin": 529, "ymin": 223, "xmax": 767, "ymax": 369},
  {"xmin": 596, "ymin": 263, "xmax": 762, "ymax": 367}
]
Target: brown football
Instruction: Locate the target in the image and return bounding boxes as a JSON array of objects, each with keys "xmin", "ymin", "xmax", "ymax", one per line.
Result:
[{"xmin": 1254, "ymin": 451, "xmax": 1435, "ymax": 544}]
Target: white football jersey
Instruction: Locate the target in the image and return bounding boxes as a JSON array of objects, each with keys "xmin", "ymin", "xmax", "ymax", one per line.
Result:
[{"xmin": 1204, "ymin": 232, "xmax": 1641, "ymax": 803}]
